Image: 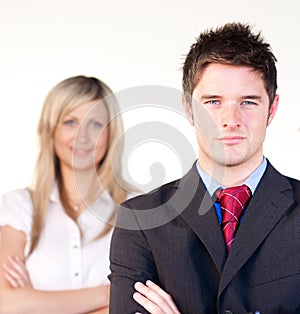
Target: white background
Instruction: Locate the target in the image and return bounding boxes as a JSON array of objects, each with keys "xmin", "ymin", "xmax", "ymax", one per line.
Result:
[{"xmin": 0, "ymin": 0, "xmax": 299, "ymax": 196}]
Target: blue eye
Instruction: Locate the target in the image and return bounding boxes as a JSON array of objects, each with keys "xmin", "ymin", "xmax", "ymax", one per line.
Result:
[
  {"xmin": 64, "ymin": 119, "xmax": 76, "ymax": 126},
  {"xmin": 206, "ymin": 100, "xmax": 220, "ymax": 105},
  {"xmin": 92, "ymin": 121, "xmax": 103, "ymax": 128},
  {"xmin": 242, "ymin": 100, "xmax": 256, "ymax": 106}
]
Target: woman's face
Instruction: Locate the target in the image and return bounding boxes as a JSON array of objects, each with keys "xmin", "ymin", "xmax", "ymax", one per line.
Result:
[{"xmin": 54, "ymin": 99, "xmax": 109, "ymax": 172}]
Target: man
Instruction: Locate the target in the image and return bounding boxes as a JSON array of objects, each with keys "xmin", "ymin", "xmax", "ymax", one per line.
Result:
[{"xmin": 109, "ymin": 23, "xmax": 300, "ymax": 314}]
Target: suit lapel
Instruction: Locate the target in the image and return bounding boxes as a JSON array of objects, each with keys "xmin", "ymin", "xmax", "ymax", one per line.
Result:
[
  {"xmin": 171, "ymin": 163, "xmax": 227, "ymax": 274},
  {"xmin": 218, "ymin": 163, "xmax": 295, "ymax": 295}
]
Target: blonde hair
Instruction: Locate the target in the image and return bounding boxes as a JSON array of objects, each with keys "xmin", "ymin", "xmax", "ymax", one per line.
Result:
[{"xmin": 28, "ymin": 76, "xmax": 127, "ymax": 256}]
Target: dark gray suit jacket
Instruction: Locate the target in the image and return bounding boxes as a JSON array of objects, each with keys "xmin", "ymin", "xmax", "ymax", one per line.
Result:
[{"xmin": 109, "ymin": 161, "xmax": 300, "ymax": 314}]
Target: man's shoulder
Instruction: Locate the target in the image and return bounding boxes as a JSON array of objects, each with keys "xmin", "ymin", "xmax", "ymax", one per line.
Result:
[
  {"xmin": 115, "ymin": 176, "xmax": 189, "ymax": 231},
  {"xmin": 284, "ymin": 176, "xmax": 300, "ymax": 202},
  {"xmin": 284, "ymin": 175, "xmax": 300, "ymax": 185},
  {"xmin": 124, "ymin": 177, "xmax": 181, "ymax": 209},
  {"xmin": 123, "ymin": 162, "xmax": 200, "ymax": 210},
  {"xmin": 265, "ymin": 161, "xmax": 300, "ymax": 201},
  {"xmin": 265, "ymin": 160, "xmax": 298, "ymax": 183}
]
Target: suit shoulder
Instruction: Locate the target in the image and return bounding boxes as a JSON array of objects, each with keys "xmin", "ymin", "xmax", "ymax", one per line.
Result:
[
  {"xmin": 123, "ymin": 178, "xmax": 181, "ymax": 210},
  {"xmin": 266, "ymin": 162, "xmax": 300, "ymax": 195},
  {"xmin": 287, "ymin": 176, "xmax": 300, "ymax": 185},
  {"xmin": 286, "ymin": 176, "xmax": 300, "ymax": 202}
]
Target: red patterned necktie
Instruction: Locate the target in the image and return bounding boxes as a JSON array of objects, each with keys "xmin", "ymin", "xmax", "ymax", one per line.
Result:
[{"xmin": 216, "ymin": 185, "xmax": 252, "ymax": 253}]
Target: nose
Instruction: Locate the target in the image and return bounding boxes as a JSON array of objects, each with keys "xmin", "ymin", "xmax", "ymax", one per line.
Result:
[
  {"xmin": 221, "ymin": 104, "xmax": 241, "ymax": 129},
  {"xmin": 76, "ymin": 124, "xmax": 89, "ymax": 144}
]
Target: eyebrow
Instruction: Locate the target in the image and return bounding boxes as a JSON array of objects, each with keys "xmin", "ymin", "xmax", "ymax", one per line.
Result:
[
  {"xmin": 199, "ymin": 95, "xmax": 263, "ymax": 101},
  {"xmin": 63, "ymin": 114, "xmax": 78, "ymax": 120},
  {"xmin": 241, "ymin": 95, "xmax": 262, "ymax": 100},
  {"xmin": 200, "ymin": 95, "xmax": 221, "ymax": 100}
]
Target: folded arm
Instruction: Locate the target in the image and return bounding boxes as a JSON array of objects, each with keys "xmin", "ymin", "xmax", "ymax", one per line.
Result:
[
  {"xmin": 109, "ymin": 207, "xmax": 159, "ymax": 314},
  {"xmin": 0, "ymin": 226, "xmax": 109, "ymax": 314}
]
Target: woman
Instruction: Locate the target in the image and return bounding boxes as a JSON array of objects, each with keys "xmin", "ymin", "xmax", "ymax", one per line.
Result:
[{"xmin": 0, "ymin": 76, "xmax": 131, "ymax": 313}]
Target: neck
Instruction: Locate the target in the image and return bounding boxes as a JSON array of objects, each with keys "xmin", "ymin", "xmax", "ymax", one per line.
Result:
[
  {"xmin": 198, "ymin": 154, "xmax": 264, "ymax": 187},
  {"xmin": 59, "ymin": 165, "xmax": 98, "ymax": 208}
]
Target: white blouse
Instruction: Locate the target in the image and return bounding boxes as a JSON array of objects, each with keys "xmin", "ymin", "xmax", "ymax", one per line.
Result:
[{"xmin": 0, "ymin": 185, "xmax": 118, "ymax": 291}]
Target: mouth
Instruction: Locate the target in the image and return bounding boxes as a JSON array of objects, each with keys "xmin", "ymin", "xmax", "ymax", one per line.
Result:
[
  {"xmin": 218, "ymin": 135, "xmax": 246, "ymax": 145},
  {"xmin": 72, "ymin": 147, "xmax": 93, "ymax": 157}
]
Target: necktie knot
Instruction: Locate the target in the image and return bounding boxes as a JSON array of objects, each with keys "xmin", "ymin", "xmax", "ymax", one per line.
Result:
[
  {"xmin": 216, "ymin": 184, "xmax": 252, "ymax": 223},
  {"xmin": 216, "ymin": 184, "xmax": 252, "ymax": 252}
]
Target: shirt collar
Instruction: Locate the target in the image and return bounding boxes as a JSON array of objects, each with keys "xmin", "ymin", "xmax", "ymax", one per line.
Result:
[{"xmin": 196, "ymin": 157, "xmax": 267, "ymax": 197}]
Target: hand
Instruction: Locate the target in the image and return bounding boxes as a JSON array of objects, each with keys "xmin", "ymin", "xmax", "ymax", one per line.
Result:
[
  {"xmin": 3, "ymin": 255, "xmax": 33, "ymax": 288},
  {"xmin": 133, "ymin": 280, "xmax": 181, "ymax": 314}
]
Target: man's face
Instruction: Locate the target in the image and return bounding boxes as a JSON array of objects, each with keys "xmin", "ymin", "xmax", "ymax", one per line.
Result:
[{"xmin": 187, "ymin": 63, "xmax": 278, "ymax": 173}]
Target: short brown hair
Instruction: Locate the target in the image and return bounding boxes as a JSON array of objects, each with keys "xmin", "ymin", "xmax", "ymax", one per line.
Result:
[{"xmin": 183, "ymin": 23, "xmax": 277, "ymax": 106}]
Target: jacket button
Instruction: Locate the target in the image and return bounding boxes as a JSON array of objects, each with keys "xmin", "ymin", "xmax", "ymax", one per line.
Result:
[{"xmin": 224, "ymin": 311, "xmax": 233, "ymax": 314}]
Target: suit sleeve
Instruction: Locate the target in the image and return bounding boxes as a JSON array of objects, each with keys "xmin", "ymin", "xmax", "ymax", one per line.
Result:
[{"xmin": 109, "ymin": 202, "xmax": 158, "ymax": 314}]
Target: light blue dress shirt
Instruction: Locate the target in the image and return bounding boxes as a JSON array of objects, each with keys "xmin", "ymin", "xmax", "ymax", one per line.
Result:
[{"xmin": 196, "ymin": 158, "xmax": 267, "ymax": 224}]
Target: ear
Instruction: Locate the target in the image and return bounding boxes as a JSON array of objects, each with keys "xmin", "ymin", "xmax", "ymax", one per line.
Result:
[
  {"xmin": 182, "ymin": 94, "xmax": 194, "ymax": 126},
  {"xmin": 267, "ymin": 94, "xmax": 279, "ymax": 126}
]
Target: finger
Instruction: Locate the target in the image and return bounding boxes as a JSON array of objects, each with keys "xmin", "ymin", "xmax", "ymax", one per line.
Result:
[
  {"xmin": 3, "ymin": 271, "xmax": 20, "ymax": 288},
  {"xmin": 7, "ymin": 256, "xmax": 32, "ymax": 287},
  {"xmin": 134, "ymin": 282, "xmax": 177, "ymax": 313},
  {"xmin": 14, "ymin": 256, "xmax": 32, "ymax": 287},
  {"xmin": 133, "ymin": 291, "xmax": 164, "ymax": 314},
  {"xmin": 3, "ymin": 263, "xmax": 25, "ymax": 288},
  {"xmin": 146, "ymin": 281, "xmax": 180, "ymax": 313},
  {"xmin": 8, "ymin": 256, "xmax": 27, "ymax": 277}
]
